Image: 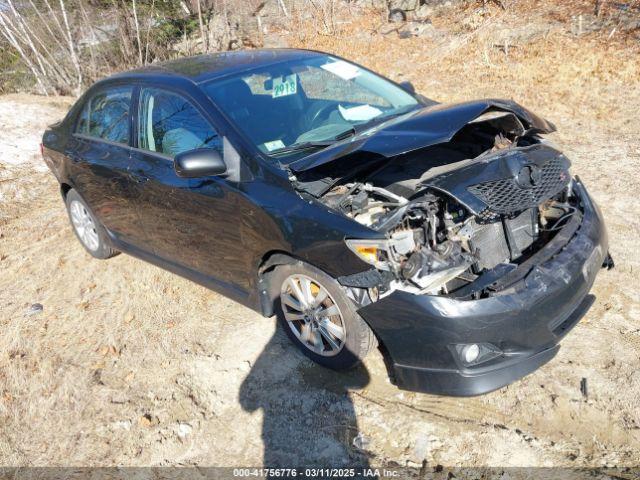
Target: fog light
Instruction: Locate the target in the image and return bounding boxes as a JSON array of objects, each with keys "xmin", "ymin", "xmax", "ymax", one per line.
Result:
[
  {"xmin": 452, "ymin": 343, "xmax": 502, "ymax": 367},
  {"xmin": 462, "ymin": 344, "xmax": 480, "ymax": 364}
]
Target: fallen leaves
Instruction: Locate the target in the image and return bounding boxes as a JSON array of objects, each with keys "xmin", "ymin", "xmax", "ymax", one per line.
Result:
[
  {"xmin": 97, "ymin": 344, "xmax": 119, "ymax": 357},
  {"xmin": 124, "ymin": 311, "xmax": 135, "ymax": 324}
]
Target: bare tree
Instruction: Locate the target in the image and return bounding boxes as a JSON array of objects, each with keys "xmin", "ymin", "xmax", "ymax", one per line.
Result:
[
  {"xmin": 132, "ymin": 0, "xmax": 144, "ymax": 64},
  {"xmin": 58, "ymin": 0, "xmax": 83, "ymax": 93},
  {"xmin": 196, "ymin": 0, "xmax": 209, "ymax": 52},
  {"xmin": 144, "ymin": 0, "xmax": 156, "ymax": 64},
  {"xmin": 0, "ymin": 13, "xmax": 49, "ymax": 94},
  {"xmin": 595, "ymin": 0, "xmax": 608, "ymax": 16},
  {"xmin": 278, "ymin": 0, "xmax": 289, "ymax": 17},
  {"xmin": 0, "ymin": 0, "xmax": 281, "ymax": 95},
  {"xmin": 306, "ymin": 0, "xmax": 338, "ymax": 35}
]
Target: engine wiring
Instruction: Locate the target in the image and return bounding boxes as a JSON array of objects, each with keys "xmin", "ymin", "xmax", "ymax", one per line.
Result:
[{"xmin": 540, "ymin": 205, "xmax": 578, "ymax": 232}]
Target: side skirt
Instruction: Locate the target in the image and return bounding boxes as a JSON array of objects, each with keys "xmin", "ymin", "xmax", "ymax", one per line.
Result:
[{"xmin": 106, "ymin": 231, "xmax": 260, "ymax": 313}]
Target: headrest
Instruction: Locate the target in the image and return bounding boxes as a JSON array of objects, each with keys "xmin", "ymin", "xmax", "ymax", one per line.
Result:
[{"xmin": 217, "ymin": 80, "xmax": 253, "ymax": 104}]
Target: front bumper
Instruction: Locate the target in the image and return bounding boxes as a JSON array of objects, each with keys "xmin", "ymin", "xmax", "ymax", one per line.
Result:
[{"xmin": 358, "ymin": 179, "xmax": 609, "ymax": 396}]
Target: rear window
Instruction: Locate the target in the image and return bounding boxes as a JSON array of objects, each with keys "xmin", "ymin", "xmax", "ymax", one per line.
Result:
[{"xmin": 76, "ymin": 86, "xmax": 133, "ymax": 145}]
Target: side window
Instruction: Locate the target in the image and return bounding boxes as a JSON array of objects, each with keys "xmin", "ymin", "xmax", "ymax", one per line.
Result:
[
  {"xmin": 75, "ymin": 86, "xmax": 132, "ymax": 144},
  {"xmin": 138, "ymin": 88, "xmax": 221, "ymax": 158}
]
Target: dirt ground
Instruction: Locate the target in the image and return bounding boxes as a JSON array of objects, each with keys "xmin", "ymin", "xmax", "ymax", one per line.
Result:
[{"xmin": 1, "ymin": 1, "xmax": 639, "ymax": 471}]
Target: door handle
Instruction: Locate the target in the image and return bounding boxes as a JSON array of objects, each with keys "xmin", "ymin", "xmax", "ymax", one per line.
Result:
[
  {"xmin": 129, "ymin": 170, "xmax": 149, "ymax": 184},
  {"xmin": 132, "ymin": 175, "xmax": 149, "ymax": 184}
]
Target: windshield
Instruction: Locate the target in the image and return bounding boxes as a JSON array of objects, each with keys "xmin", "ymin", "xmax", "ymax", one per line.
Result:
[{"xmin": 203, "ymin": 55, "xmax": 420, "ymax": 161}]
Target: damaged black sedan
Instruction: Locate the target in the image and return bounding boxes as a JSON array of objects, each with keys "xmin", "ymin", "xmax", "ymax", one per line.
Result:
[{"xmin": 42, "ymin": 49, "xmax": 612, "ymax": 396}]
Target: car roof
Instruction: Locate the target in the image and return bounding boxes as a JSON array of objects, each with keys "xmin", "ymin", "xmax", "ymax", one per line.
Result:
[{"xmin": 106, "ymin": 49, "xmax": 325, "ymax": 85}]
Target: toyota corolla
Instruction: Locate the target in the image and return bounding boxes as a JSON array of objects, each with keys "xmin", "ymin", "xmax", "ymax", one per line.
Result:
[{"xmin": 41, "ymin": 49, "xmax": 613, "ymax": 396}]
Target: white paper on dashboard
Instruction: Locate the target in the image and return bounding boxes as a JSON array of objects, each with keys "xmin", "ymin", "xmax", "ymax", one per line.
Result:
[
  {"xmin": 338, "ymin": 104, "xmax": 383, "ymax": 122},
  {"xmin": 263, "ymin": 139, "xmax": 285, "ymax": 151},
  {"xmin": 321, "ymin": 60, "xmax": 361, "ymax": 80}
]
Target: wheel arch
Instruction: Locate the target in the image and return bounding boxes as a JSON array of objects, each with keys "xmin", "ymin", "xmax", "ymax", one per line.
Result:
[
  {"xmin": 256, "ymin": 250, "xmax": 301, "ymax": 317},
  {"xmin": 60, "ymin": 182, "xmax": 72, "ymax": 199},
  {"xmin": 258, "ymin": 250, "xmax": 383, "ymax": 370},
  {"xmin": 255, "ymin": 250, "xmax": 383, "ymax": 340}
]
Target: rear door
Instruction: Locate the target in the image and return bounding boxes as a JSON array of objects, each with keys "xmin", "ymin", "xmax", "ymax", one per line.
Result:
[
  {"xmin": 68, "ymin": 85, "xmax": 147, "ymax": 247},
  {"xmin": 128, "ymin": 86, "xmax": 245, "ymax": 295}
]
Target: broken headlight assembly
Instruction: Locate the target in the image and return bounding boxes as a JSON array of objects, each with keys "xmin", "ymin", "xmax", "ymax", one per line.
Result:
[
  {"xmin": 345, "ymin": 208, "xmax": 475, "ymax": 296},
  {"xmin": 344, "ymin": 238, "xmax": 394, "ymax": 271}
]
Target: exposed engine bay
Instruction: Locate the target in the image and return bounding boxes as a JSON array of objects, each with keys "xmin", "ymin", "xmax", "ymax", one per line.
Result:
[{"xmin": 293, "ymin": 110, "xmax": 579, "ymax": 300}]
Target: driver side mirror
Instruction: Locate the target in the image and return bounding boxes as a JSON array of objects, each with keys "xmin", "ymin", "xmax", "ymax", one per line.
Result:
[
  {"xmin": 174, "ymin": 148, "xmax": 227, "ymax": 178},
  {"xmin": 399, "ymin": 81, "xmax": 416, "ymax": 94}
]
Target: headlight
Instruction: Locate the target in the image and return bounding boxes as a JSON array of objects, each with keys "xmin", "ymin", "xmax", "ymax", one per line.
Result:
[{"xmin": 345, "ymin": 239, "xmax": 391, "ymax": 270}]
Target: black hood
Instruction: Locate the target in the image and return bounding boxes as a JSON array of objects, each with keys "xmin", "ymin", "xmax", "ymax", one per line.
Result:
[{"xmin": 288, "ymin": 99, "xmax": 555, "ymax": 173}]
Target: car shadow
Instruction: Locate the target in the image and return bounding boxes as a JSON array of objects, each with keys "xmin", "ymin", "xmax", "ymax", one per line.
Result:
[{"xmin": 239, "ymin": 327, "xmax": 372, "ymax": 467}]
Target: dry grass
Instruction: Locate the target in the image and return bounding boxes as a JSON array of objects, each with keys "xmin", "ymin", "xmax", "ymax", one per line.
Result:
[
  {"xmin": 0, "ymin": 1, "xmax": 639, "ymax": 468},
  {"xmin": 290, "ymin": 0, "xmax": 640, "ymax": 131}
]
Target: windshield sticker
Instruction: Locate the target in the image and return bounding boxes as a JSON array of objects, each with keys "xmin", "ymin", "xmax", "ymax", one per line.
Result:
[
  {"xmin": 272, "ymin": 74, "xmax": 297, "ymax": 98},
  {"xmin": 263, "ymin": 139, "xmax": 286, "ymax": 151},
  {"xmin": 321, "ymin": 60, "xmax": 361, "ymax": 80},
  {"xmin": 338, "ymin": 104, "xmax": 383, "ymax": 122}
]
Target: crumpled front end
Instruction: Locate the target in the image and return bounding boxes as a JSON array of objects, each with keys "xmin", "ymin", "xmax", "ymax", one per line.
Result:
[
  {"xmin": 292, "ymin": 99, "xmax": 611, "ymax": 395},
  {"xmin": 357, "ymin": 179, "xmax": 608, "ymax": 395},
  {"xmin": 317, "ymin": 125, "xmax": 581, "ymax": 300}
]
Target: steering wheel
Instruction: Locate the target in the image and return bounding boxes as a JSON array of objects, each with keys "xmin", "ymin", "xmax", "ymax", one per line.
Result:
[{"xmin": 306, "ymin": 102, "xmax": 338, "ymax": 130}]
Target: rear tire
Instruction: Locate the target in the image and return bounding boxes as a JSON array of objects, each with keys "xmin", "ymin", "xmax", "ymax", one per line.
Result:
[
  {"xmin": 272, "ymin": 261, "xmax": 376, "ymax": 370},
  {"xmin": 65, "ymin": 189, "xmax": 119, "ymax": 259}
]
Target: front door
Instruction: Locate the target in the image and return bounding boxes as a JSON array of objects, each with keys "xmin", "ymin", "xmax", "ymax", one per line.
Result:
[{"xmin": 128, "ymin": 86, "xmax": 246, "ymax": 297}]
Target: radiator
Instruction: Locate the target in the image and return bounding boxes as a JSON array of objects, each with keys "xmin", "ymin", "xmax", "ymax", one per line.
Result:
[{"xmin": 469, "ymin": 209, "xmax": 537, "ymax": 270}]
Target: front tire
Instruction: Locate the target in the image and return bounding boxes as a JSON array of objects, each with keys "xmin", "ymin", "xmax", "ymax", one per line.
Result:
[
  {"xmin": 272, "ymin": 261, "xmax": 376, "ymax": 370},
  {"xmin": 65, "ymin": 189, "xmax": 119, "ymax": 259}
]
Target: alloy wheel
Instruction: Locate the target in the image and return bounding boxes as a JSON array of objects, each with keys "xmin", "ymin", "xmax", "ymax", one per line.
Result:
[
  {"xmin": 69, "ymin": 200, "xmax": 100, "ymax": 252},
  {"xmin": 280, "ymin": 274, "xmax": 346, "ymax": 356}
]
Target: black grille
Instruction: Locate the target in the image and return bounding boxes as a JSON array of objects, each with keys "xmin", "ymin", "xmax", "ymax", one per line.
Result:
[{"xmin": 468, "ymin": 157, "xmax": 568, "ymax": 215}]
